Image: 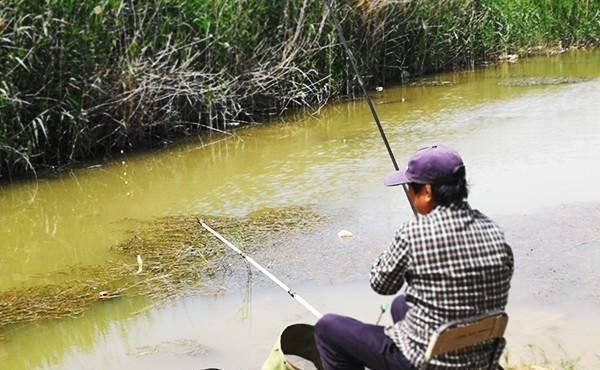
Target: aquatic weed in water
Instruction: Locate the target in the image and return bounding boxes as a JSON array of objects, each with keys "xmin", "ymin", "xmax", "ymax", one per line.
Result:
[{"xmin": 0, "ymin": 207, "xmax": 323, "ymax": 332}]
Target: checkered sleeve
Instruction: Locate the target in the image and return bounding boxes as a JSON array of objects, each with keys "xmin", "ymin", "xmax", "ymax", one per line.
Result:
[
  {"xmin": 369, "ymin": 226, "xmax": 412, "ymax": 295},
  {"xmin": 506, "ymin": 242, "xmax": 515, "ymax": 273}
]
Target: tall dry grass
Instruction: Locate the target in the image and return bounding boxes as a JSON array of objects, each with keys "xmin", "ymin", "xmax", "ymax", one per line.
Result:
[{"xmin": 1, "ymin": 0, "xmax": 598, "ymax": 180}]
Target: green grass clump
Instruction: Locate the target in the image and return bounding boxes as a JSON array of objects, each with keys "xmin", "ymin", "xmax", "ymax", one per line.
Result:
[{"xmin": 1, "ymin": 0, "xmax": 599, "ymax": 180}]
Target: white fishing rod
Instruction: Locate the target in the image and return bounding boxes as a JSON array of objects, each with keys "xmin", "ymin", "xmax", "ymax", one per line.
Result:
[{"xmin": 198, "ymin": 219, "xmax": 323, "ymax": 320}]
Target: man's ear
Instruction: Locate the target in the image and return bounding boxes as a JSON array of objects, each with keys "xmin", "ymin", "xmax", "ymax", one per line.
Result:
[{"xmin": 423, "ymin": 184, "xmax": 434, "ymax": 202}]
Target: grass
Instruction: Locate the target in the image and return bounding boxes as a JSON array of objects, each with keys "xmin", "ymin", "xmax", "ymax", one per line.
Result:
[{"xmin": 1, "ymin": 0, "xmax": 599, "ymax": 180}]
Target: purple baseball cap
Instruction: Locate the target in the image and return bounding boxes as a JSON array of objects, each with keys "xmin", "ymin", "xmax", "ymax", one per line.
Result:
[{"xmin": 384, "ymin": 144, "xmax": 465, "ymax": 186}]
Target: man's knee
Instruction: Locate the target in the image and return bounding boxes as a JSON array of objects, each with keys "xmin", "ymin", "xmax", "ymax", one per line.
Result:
[
  {"xmin": 315, "ymin": 313, "xmax": 343, "ymax": 340},
  {"xmin": 391, "ymin": 294, "xmax": 408, "ymax": 323}
]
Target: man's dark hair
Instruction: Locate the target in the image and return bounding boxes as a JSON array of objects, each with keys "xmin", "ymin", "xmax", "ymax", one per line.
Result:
[{"xmin": 410, "ymin": 166, "xmax": 468, "ymax": 206}]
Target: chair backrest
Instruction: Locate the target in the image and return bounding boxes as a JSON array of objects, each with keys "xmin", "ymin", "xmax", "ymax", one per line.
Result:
[{"xmin": 423, "ymin": 311, "xmax": 508, "ymax": 366}]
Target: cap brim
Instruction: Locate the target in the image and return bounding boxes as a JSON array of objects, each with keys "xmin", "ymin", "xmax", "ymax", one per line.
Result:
[{"xmin": 384, "ymin": 170, "xmax": 409, "ymax": 186}]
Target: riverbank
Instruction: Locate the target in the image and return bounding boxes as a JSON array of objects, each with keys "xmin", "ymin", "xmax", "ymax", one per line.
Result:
[{"xmin": 1, "ymin": 0, "xmax": 599, "ymax": 180}]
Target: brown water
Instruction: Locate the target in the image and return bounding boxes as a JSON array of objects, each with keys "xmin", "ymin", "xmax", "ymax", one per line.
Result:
[{"xmin": 1, "ymin": 50, "xmax": 600, "ymax": 369}]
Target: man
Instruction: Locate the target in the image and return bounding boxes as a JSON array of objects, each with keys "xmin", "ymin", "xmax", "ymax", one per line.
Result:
[{"xmin": 314, "ymin": 144, "xmax": 514, "ymax": 370}]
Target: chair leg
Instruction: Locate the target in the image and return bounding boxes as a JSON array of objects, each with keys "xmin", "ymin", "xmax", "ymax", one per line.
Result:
[{"xmin": 488, "ymin": 338, "xmax": 506, "ymax": 370}]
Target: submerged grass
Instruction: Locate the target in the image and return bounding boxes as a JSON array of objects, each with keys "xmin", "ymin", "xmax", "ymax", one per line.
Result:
[
  {"xmin": 0, "ymin": 207, "xmax": 323, "ymax": 332},
  {"xmin": 1, "ymin": 0, "xmax": 599, "ymax": 180}
]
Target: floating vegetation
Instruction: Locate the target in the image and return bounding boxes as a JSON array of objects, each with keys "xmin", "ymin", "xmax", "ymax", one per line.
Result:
[
  {"xmin": 0, "ymin": 207, "xmax": 323, "ymax": 332},
  {"xmin": 127, "ymin": 338, "xmax": 209, "ymax": 357},
  {"xmin": 498, "ymin": 77, "xmax": 588, "ymax": 87},
  {"xmin": 0, "ymin": 284, "xmax": 102, "ymax": 327},
  {"xmin": 409, "ymin": 79, "xmax": 455, "ymax": 87}
]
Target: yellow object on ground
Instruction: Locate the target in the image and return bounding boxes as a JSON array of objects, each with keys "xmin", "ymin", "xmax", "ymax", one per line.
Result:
[{"xmin": 262, "ymin": 324, "xmax": 323, "ymax": 370}]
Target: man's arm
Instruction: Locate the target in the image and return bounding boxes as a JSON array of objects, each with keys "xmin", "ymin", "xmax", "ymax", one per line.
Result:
[{"xmin": 369, "ymin": 227, "xmax": 412, "ymax": 295}]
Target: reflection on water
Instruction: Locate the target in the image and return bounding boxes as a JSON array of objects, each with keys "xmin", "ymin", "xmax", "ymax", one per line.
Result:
[
  {"xmin": 1, "ymin": 50, "xmax": 600, "ymax": 369},
  {"xmin": 0, "ymin": 296, "xmax": 148, "ymax": 370}
]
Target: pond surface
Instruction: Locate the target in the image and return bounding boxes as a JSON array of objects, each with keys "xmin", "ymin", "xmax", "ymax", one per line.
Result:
[{"xmin": 1, "ymin": 50, "xmax": 600, "ymax": 369}]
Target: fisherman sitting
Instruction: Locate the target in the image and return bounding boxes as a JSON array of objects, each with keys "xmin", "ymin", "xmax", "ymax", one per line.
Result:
[{"xmin": 314, "ymin": 144, "xmax": 514, "ymax": 370}]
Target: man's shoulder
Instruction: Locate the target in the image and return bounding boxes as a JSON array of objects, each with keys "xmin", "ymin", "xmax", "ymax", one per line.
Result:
[{"xmin": 469, "ymin": 207, "xmax": 506, "ymax": 235}]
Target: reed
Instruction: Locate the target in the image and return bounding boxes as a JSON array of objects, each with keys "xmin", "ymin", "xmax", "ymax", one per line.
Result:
[{"xmin": 1, "ymin": 0, "xmax": 599, "ymax": 180}]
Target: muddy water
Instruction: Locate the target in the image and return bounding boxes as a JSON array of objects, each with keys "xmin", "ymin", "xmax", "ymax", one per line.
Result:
[{"xmin": 1, "ymin": 50, "xmax": 600, "ymax": 369}]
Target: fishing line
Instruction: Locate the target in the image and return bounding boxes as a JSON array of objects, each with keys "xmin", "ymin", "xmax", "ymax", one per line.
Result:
[{"xmin": 324, "ymin": 0, "xmax": 417, "ymax": 217}]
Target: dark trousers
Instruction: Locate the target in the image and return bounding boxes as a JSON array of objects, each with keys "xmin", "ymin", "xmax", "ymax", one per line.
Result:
[{"xmin": 314, "ymin": 295, "xmax": 416, "ymax": 370}]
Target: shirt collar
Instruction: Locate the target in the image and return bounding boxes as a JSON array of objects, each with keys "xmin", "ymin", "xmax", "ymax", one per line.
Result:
[{"xmin": 430, "ymin": 200, "xmax": 471, "ymax": 215}]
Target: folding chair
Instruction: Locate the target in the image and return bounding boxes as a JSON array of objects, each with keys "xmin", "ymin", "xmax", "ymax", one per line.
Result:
[{"xmin": 420, "ymin": 311, "xmax": 509, "ymax": 370}]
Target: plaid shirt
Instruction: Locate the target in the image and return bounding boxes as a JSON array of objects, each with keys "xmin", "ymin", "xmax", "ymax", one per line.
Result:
[{"xmin": 370, "ymin": 202, "xmax": 514, "ymax": 369}]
